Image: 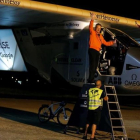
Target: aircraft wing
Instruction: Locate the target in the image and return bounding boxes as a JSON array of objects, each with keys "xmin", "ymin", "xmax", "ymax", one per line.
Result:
[{"xmin": 1, "ymin": 0, "xmax": 140, "ymax": 41}]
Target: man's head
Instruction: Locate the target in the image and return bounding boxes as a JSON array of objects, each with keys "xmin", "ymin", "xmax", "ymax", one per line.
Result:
[
  {"xmin": 95, "ymin": 80, "xmax": 102, "ymax": 88},
  {"xmin": 95, "ymin": 23, "xmax": 102, "ymax": 34}
]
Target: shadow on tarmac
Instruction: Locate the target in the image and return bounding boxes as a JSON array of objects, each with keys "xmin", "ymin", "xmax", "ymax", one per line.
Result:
[
  {"xmin": 0, "ymin": 106, "xmax": 81, "ymax": 139},
  {"xmin": 0, "ymin": 105, "xmax": 136, "ymax": 140}
]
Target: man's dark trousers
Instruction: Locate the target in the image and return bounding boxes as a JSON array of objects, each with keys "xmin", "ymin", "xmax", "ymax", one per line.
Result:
[{"xmin": 88, "ymin": 48, "xmax": 100, "ymax": 83}]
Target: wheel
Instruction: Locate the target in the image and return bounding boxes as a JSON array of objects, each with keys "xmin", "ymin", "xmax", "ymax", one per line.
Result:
[
  {"xmin": 57, "ymin": 108, "xmax": 72, "ymax": 126},
  {"xmin": 38, "ymin": 105, "xmax": 51, "ymax": 123}
]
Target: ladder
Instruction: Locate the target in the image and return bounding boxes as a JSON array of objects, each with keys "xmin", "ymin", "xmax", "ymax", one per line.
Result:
[{"xmin": 104, "ymin": 85, "xmax": 128, "ymax": 140}]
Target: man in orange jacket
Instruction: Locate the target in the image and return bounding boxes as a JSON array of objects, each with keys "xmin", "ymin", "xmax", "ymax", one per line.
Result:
[{"xmin": 88, "ymin": 12, "xmax": 116, "ymax": 83}]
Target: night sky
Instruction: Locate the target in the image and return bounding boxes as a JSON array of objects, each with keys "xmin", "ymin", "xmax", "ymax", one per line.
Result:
[{"xmin": 32, "ymin": 0, "xmax": 140, "ymax": 20}]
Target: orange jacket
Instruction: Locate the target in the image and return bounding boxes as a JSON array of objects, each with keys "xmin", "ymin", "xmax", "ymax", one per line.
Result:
[{"xmin": 89, "ymin": 20, "xmax": 114, "ymax": 51}]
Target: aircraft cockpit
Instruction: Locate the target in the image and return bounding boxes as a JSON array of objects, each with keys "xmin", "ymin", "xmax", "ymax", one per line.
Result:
[{"xmin": 98, "ymin": 27, "xmax": 140, "ymax": 76}]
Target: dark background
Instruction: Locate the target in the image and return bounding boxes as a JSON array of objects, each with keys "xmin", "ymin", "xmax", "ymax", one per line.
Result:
[{"xmin": 33, "ymin": 0, "xmax": 140, "ymax": 20}]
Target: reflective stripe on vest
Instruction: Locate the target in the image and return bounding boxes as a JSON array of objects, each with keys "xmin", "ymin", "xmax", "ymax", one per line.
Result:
[{"xmin": 88, "ymin": 87, "xmax": 103, "ymax": 110}]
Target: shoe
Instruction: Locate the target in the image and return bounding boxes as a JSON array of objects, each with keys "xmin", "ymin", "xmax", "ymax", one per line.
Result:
[{"xmin": 82, "ymin": 135, "xmax": 87, "ymax": 140}]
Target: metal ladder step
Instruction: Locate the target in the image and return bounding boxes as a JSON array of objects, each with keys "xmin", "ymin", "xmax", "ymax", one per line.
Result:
[
  {"xmin": 111, "ymin": 118, "xmax": 122, "ymax": 120},
  {"xmin": 112, "ymin": 126, "xmax": 125, "ymax": 128},
  {"xmin": 108, "ymin": 102, "xmax": 119, "ymax": 103},
  {"xmin": 107, "ymin": 94, "xmax": 116, "ymax": 95},
  {"xmin": 114, "ymin": 134, "xmax": 127, "ymax": 136},
  {"xmin": 110, "ymin": 110, "xmax": 120, "ymax": 111}
]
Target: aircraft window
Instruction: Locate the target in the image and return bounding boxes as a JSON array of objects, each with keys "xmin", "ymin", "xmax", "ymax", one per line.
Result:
[{"xmin": 107, "ymin": 28, "xmax": 140, "ymax": 48}]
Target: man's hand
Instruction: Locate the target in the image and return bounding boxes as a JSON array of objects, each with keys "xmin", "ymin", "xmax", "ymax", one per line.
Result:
[
  {"xmin": 113, "ymin": 39, "xmax": 116, "ymax": 44},
  {"xmin": 103, "ymin": 96, "xmax": 109, "ymax": 101},
  {"xmin": 90, "ymin": 12, "xmax": 97, "ymax": 20}
]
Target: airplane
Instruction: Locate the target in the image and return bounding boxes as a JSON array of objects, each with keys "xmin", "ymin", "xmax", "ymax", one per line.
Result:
[{"xmin": 1, "ymin": 0, "xmax": 140, "ymax": 96}]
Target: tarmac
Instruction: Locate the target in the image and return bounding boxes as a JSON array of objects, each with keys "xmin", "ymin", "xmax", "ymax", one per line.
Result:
[
  {"xmin": 0, "ymin": 85, "xmax": 140, "ymax": 140},
  {"xmin": 0, "ymin": 98, "xmax": 140, "ymax": 140}
]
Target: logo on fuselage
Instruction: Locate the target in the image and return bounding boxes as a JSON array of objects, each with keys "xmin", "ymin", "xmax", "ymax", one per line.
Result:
[
  {"xmin": 125, "ymin": 74, "xmax": 140, "ymax": 86},
  {"xmin": 108, "ymin": 77, "xmax": 122, "ymax": 85}
]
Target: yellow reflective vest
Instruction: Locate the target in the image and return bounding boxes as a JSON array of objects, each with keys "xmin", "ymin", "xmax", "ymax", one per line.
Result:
[{"xmin": 88, "ymin": 87, "xmax": 103, "ymax": 110}]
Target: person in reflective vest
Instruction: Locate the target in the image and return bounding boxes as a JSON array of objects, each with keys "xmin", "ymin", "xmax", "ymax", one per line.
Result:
[{"xmin": 82, "ymin": 80, "xmax": 108, "ymax": 140}]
